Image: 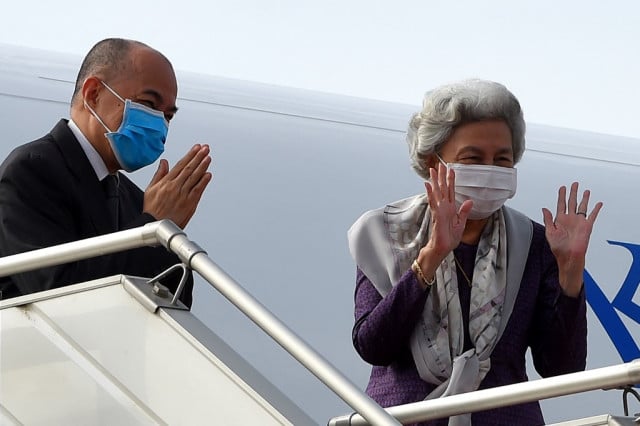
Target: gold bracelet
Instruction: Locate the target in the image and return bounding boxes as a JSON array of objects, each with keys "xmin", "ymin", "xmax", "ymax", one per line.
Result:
[
  {"xmin": 424, "ymin": 273, "xmax": 436, "ymax": 287},
  {"xmin": 412, "ymin": 259, "xmax": 435, "ymax": 288}
]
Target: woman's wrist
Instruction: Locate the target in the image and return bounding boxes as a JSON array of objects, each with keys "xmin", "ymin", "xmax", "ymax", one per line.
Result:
[
  {"xmin": 411, "ymin": 259, "xmax": 435, "ymax": 289},
  {"xmin": 556, "ymin": 258, "xmax": 585, "ymax": 298},
  {"xmin": 416, "ymin": 247, "xmax": 444, "ymax": 282}
]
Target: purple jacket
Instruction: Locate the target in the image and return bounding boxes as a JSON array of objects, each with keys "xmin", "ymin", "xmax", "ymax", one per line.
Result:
[{"xmin": 352, "ymin": 221, "xmax": 587, "ymax": 426}]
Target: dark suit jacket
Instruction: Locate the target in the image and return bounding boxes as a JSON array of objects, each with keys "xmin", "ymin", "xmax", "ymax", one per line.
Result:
[{"xmin": 0, "ymin": 119, "xmax": 193, "ymax": 306}]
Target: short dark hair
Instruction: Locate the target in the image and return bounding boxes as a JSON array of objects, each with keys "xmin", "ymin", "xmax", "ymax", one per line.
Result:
[{"xmin": 71, "ymin": 38, "xmax": 147, "ymax": 105}]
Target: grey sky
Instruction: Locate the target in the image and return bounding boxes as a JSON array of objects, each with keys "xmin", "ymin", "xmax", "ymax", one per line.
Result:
[{"xmin": 2, "ymin": 0, "xmax": 639, "ymax": 138}]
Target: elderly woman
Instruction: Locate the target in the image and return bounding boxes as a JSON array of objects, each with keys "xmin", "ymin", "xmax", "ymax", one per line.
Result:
[{"xmin": 348, "ymin": 79, "xmax": 602, "ymax": 425}]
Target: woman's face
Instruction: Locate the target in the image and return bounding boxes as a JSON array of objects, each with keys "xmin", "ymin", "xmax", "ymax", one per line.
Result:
[{"xmin": 436, "ymin": 119, "xmax": 514, "ymax": 167}]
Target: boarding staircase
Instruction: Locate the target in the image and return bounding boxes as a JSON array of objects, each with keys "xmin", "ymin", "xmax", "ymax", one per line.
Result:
[{"xmin": 0, "ymin": 220, "xmax": 638, "ymax": 425}]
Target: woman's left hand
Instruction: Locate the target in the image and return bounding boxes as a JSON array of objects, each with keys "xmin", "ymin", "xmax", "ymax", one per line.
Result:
[{"xmin": 542, "ymin": 182, "xmax": 603, "ymax": 297}]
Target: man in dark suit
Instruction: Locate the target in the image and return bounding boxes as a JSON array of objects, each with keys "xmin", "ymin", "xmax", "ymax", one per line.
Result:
[{"xmin": 0, "ymin": 38, "xmax": 212, "ymax": 307}]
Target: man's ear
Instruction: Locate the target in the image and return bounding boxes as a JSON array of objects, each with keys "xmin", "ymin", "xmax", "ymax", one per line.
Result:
[{"xmin": 81, "ymin": 76, "xmax": 102, "ymax": 109}]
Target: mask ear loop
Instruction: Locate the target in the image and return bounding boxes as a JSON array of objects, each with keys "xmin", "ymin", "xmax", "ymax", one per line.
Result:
[
  {"xmin": 100, "ymin": 80, "xmax": 126, "ymax": 103},
  {"xmin": 84, "ymin": 100, "xmax": 112, "ymax": 133},
  {"xmin": 435, "ymin": 152, "xmax": 450, "ymax": 169},
  {"xmin": 83, "ymin": 80, "xmax": 126, "ymax": 133}
]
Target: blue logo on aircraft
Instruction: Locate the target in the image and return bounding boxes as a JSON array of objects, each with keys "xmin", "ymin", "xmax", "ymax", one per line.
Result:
[{"xmin": 585, "ymin": 240, "xmax": 640, "ymax": 362}]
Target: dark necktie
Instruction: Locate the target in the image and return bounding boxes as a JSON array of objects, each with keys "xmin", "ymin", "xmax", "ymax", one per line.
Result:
[{"xmin": 102, "ymin": 174, "xmax": 120, "ymax": 231}]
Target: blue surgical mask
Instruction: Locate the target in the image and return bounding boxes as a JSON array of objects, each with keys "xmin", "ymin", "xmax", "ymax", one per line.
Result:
[{"xmin": 84, "ymin": 81, "xmax": 168, "ymax": 172}]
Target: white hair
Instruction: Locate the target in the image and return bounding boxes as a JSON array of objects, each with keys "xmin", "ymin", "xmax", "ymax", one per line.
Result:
[{"xmin": 406, "ymin": 79, "xmax": 526, "ymax": 180}]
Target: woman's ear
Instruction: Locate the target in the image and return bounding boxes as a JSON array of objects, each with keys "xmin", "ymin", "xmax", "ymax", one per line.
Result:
[{"xmin": 424, "ymin": 153, "xmax": 439, "ymax": 170}]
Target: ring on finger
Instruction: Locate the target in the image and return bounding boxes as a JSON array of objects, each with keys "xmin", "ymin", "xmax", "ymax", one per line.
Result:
[{"xmin": 576, "ymin": 211, "xmax": 587, "ymax": 217}]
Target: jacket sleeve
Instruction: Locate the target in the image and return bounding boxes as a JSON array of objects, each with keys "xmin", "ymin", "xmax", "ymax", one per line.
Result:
[
  {"xmin": 352, "ymin": 267, "xmax": 430, "ymax": 366},
  {"xmin": 529, "ymin": 228, "xmax": 587, "ymax": 377},
  {"xmin": 0, "ymin": 146, "xmax": 193, "ymax": 307}
]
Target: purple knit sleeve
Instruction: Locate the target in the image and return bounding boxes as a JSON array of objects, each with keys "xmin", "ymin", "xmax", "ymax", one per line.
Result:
[
  {"xmin": 352, "ymin": 267, "xmax": 430, "ymax": 366},
  {"xmin": 529, "ymin": 227, "xmax": 588, "ymax": 377}
]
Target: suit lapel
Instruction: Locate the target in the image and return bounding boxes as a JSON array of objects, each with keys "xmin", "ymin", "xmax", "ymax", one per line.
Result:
[{"xmin": 50, "ymin": 120, "xmax": 114, "ymax": 235}]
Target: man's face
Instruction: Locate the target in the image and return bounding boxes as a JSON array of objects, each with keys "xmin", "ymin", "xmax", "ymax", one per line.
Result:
[
  {"xmin": 87, "ymin": 46, "xmax": 178, "ymax": 171},
  {"xmin": 95, "ymin": 47, "xmax": 177, "ymax": 131}
]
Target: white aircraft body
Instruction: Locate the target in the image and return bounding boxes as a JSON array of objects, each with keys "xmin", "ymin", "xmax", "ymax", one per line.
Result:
[{"xmin": 1, "ymin": 44, "xmax": 639, "ymax": 424}]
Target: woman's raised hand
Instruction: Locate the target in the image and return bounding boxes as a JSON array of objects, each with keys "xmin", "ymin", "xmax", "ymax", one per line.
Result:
[{"xmin": 542, "ymin": 182, "xmax": 603, "ymax": 297}]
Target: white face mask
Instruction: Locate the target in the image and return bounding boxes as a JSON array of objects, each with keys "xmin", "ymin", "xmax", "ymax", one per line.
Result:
[{"xmin": 437, "ymin": 155, "xmax": 517, "ymax": 220}]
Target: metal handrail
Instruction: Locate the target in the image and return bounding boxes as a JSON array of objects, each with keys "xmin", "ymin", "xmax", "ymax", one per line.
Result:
[
  {"xmin": 0, "ymin": 220, "xmax": 399, "ymax": 426},
  {"xmin": 328, "ymin": 360, "xmax": 640, "ymax": 425},
  {"xmin": 0, "ymin": 223, "xmax": 162, "ymax": 277}
]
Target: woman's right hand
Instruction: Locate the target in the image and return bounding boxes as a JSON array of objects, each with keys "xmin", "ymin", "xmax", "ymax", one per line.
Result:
[{"xmin": 417, "ymin": 162, "xmax": 473, "ymax": 278}]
